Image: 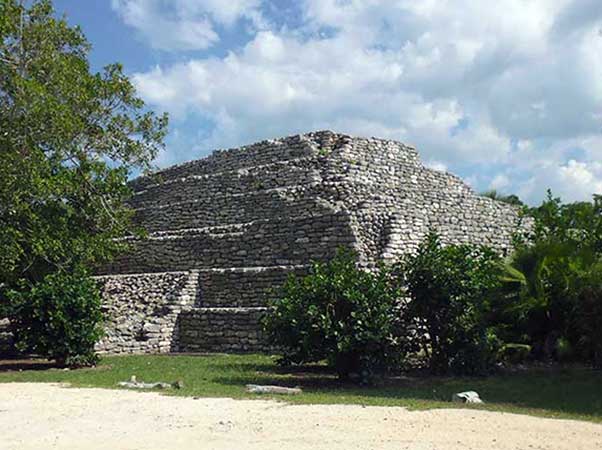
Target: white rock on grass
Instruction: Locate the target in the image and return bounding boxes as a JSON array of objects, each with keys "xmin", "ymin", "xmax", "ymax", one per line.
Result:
[
  {"xmin": 245, "ymin": 384, "xmax": 302, "ymax": 395},
  {"xmin": 452, "ymin": 391, "xmax": 483, "ymax": 404}
]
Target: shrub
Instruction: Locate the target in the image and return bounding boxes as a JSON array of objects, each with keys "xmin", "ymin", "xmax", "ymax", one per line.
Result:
[
  {"xmin": 555, "ymin": 337, "xmax": 574, "ymax": 363},
  {"xmin": 264, "ymin": 248, "xmax": 410, "ymax": 380},
  {"xmin": 499, "ymin": 343, "xmax": 532, "ymax": 365},
  {"xmin": 574, "ymin": 263, "xmax": 602, "ymax": 368},
  {"xmin": 505, "ymin": 241, "xmax": 581, "ymax": 359},
  {"xmin": 4, "ymin": 268, "xmax": 103, "ymax": 367},
  {"xmin": 400, "ymin": 232, "xmax": 503, "ymax": 375},
  {"xmin": 506, "ymin": 192, "xmax": 602, "ymax": 364}
]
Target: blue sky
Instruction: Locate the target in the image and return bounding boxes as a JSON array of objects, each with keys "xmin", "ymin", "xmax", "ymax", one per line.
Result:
[{"xmin": 53, "ymin": 0, "xmax": 602, "ymax": 204}]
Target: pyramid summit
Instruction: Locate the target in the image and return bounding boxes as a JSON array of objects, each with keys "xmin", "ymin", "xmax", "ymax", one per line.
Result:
[{"xmin": 95, "ymin": 130, "xmax": 525, "ymax": 354}]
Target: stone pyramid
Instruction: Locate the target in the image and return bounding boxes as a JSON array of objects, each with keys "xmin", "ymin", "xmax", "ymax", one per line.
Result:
[{"xmin": 95, "ymin": 130, "xmax": 523, "ymax": 354}]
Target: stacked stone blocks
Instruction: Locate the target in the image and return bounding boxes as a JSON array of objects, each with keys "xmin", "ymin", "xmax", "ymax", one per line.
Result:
[{"xmin": 96, "ymin": 131, "xmax": 525, "ymax": 354}]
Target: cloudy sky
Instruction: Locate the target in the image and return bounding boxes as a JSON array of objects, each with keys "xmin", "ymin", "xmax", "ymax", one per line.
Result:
[{"xmin": 55, "ymin": 0, "xmax": 602, "ymax": 204}]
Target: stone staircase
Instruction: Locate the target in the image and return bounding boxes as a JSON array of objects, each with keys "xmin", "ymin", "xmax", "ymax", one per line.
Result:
[{"xmin": 177, "ymin": 265, "xmax": 310, "ymax": 353}]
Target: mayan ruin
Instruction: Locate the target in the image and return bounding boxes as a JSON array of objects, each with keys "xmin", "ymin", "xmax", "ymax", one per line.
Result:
[{"xmin": 92, "ymin": 130, "xmax": 525, "ymax": 355}]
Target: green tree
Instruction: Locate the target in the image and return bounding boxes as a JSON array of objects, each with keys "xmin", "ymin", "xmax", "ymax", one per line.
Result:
[
  {"xmin": 0, "ymin": 0, "xmax": 167, "ymax": 288},
  {"xmin": 507, "ymin": 191, "xmax": 602, "ymax": 365},
  {"xmin": 521, "ymin": 190, "xmax": 602, "ymax": 253},
  {"xmin": 400, "ymin": 232, "xmax": 504, "ymax": 375},
  {"xmin": 0, "ymin": 0, "xmax": 167, "ymax": 364},
  {"xmin": 5, "ymin": 267, "xmax": 103, "ymax": 367},
  {"xmin": 264, "ymin": 248, "xmax": 411, "ymax": 381},
  {"xmin": 574, "ymin": 262, "xmax": 602, "ymax": 368}
]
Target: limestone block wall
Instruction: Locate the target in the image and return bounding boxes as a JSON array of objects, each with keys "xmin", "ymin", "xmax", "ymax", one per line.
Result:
[
  {"xmin": 132, "ymin": 184, "xmax": 338, "ymax": 232},
  {"xmin": 130, "ymin": 136, "xmax": 315, "ymax": 188},
  {"xmin": 94, "ymin": 271, "xmax": 199, "ymax": 354},
  {"xmin": 130, "ymin": 159, "xmax": 325, "ymax": 207},
  {"xmin": 178, "ymin": 308, "xmax": 270, "ymax": 353},
  {"xmin": 93, "ymin": 266, "xmax": 314, "ymax": 354},
  {"xmin": 95, "ymin": 130, "xmax": 528, "ymax": 354},
  {"xmin": 100, "ymin": 212, "xmax": 355, "ymax": 275},
  {"xmin": 197, "ymin": 266, "xmax": 309, "ymax": 308},
  {"xmin": 0, "ymin": 319, "xmax": 14, "ymax": 356},
  {"xmin": 318, "ymin": 133, "xmax": 525, "ymax": 264}
]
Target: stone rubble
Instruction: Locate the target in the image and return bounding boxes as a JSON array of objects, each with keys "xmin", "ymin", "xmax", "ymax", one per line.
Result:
[{"xmin": 117, "ymin": 375, "xmax": 183, "ymax": 390}]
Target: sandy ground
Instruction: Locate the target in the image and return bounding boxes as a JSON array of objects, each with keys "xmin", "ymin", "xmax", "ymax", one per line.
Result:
[{"xmin": 1, "ymin": 383, "xmax": 601, "ymax": 450}]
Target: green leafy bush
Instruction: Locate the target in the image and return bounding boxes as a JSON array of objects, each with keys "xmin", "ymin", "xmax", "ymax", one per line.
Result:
[
  {"xmin": 0, "ymin": 320, "xmax": 16, "ymax": 357},
  {"xmin": 499, "ymin": 343, "xmax": 532, "ymax": 365},
  {"xmin": 555, "ymin": 337, "xmax": 574, "ymax": 363},
  {"xmin": 507, "ymin": 192, "xmax": 602, "ymax": 366},
  {"xmin": 4, "ymin": 268, "xmax": 103, "ymax": 367},
  {"xmin": 400, "ymin": 232, "xmax": 503, "ymax": 375},
  {"xmin": 264, "ymin": 248, "xmax": 410, "ymax": 380},
  {"xmin": 502, "ymin": 241, "xmax": 578, "ymax": 358},
  {"xmin": 574, "ymin": 263, "xmax": 602, "ymax": 368}
]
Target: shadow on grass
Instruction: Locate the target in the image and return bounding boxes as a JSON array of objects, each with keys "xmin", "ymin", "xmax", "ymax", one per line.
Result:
[
  {"xmin": 213, "ymin": 362, "xmax": 602, "ymax": 419},
  {"xmin": 0, "ymin": 356, "xmax": 60, "ymax": 372}
]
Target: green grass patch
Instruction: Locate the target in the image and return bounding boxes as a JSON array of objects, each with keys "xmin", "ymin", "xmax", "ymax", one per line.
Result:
[{"xmin": 1, "ymin": 354, "xmax": 601, "ymax": 423}]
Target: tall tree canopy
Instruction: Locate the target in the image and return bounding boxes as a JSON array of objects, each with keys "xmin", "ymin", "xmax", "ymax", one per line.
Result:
[{"xmin": 0, "ymin": 0, "xmax": 168, "ymax": 288}]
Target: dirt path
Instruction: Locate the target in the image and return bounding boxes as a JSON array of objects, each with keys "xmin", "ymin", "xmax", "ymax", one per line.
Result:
[{"xmin": 1, "ymin": 383, "xmax": 601, "ymax": 450}]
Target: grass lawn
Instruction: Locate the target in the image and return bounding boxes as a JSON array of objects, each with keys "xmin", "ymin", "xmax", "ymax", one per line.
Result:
[{"xmin": 1, "ymin": 353, "xmax": 601, "ymax": 423}]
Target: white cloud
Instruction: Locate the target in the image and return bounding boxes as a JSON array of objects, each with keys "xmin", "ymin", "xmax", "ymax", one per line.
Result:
[
  {"xmin": 425, "ymin": 160, "xmax": 447, "ymax": 173},
  {"xmin": 180, "ymin": 0, "xmax": 262, "ymax": 27},
  {"xmin": 111, "ymin": 0, "xmax": 263, "ymax": 51},
  {"xmin": 518, "ymin": 159, "xmax": 602, "ymax": 203},
  {"xmin": 558, "ymin": 160, "xmax": 602, "ymax": 197},
  {"xmin": 133, "ymin": 29, "xmax": 512, "ymax": 164},
  {"xmin": 124, "ymin": 0, "xmax": 602, "ymax": 204},
  {"xmin": 489, "ymin": 174, "xmax": 511, "ymax": 191}
]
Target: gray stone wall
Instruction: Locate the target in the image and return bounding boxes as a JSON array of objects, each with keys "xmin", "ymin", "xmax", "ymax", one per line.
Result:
[
  {"xmin": 94, "ymin": 271, "xmax": 198, "ymax": 354},
  {"xmin": 131, "ymin": 158, "xmax": 324, "ymax": 208},
  {"xmin": 130, "ymin": 136, "xmax": 315, "ymax": 187},
  {"xmin": 178, "ymin": 307, "xmax": 270, "ymax": 353},
  {"xmin": 0, "ymin": 318, "xmax": 14, "ymax": 356},
  {"xmin": 197, "ymin": 266, "xmax": 308, "ymax": 308},
  {"xmin": 132, "ymin": 184, "xmax": 336, "ymax": 232},
  {"xmin": 96, "ymin": 130, "xmax": 529, "ymax": 354},
  {"xmin": 305, "ymin": 132, "xmax": 524, "ymax": 265},
  {"xmin": 100, "ymin": 212, "xmax": 354, "ymax": 275}
]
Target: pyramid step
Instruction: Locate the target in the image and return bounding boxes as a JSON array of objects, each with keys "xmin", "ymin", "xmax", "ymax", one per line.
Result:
[
  {"xmin": 99, "ymin": 212, "xmax": 354, "ymax": 275},
  {"xmin": 131, "ymin": 134, "xmax": 318, "ymax": 190},
  {"xmin": 197, "ymin": 265, "xmax": 308, "ymax": 307},
  {"xmin": 130, "ymin": 157, "xmax": 326, "ymax": 208},
  {"xmin": 132, "ymin": 183, "xmax": 342, "ymax": 232},
  {"xmin": 178, "ymin": 307, "xmax": 270, "ymax": 353},
  {"xmin": 94, "ymin": 271, "xmax": 198, "ymax": 354}
]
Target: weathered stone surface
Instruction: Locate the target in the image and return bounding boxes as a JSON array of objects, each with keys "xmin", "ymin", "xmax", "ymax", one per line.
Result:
[
  {"xmin": 452, "ymin": 391, "xmax": 484, "ymax": 404},
  {"xmin": 178, "ymin": 307, "xmax": 270, "ymax": 353},
  {"xmin": 96, "ymin": 130, "xmax": 530, "ymax": 354},
  {"xmin": 0, "ymin": 318, "xmax": 15, "ymax": 356},
  {"xmin": 246, "ymin": 385, "xmax": 302, "ymax": 395},
  {"xmin": 117, "ymin": 376, "xmax": 182, "ymax": 390},
  {"xmin": 94, "ymin": 271, "xmax": 199, "ymax": 354}
]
